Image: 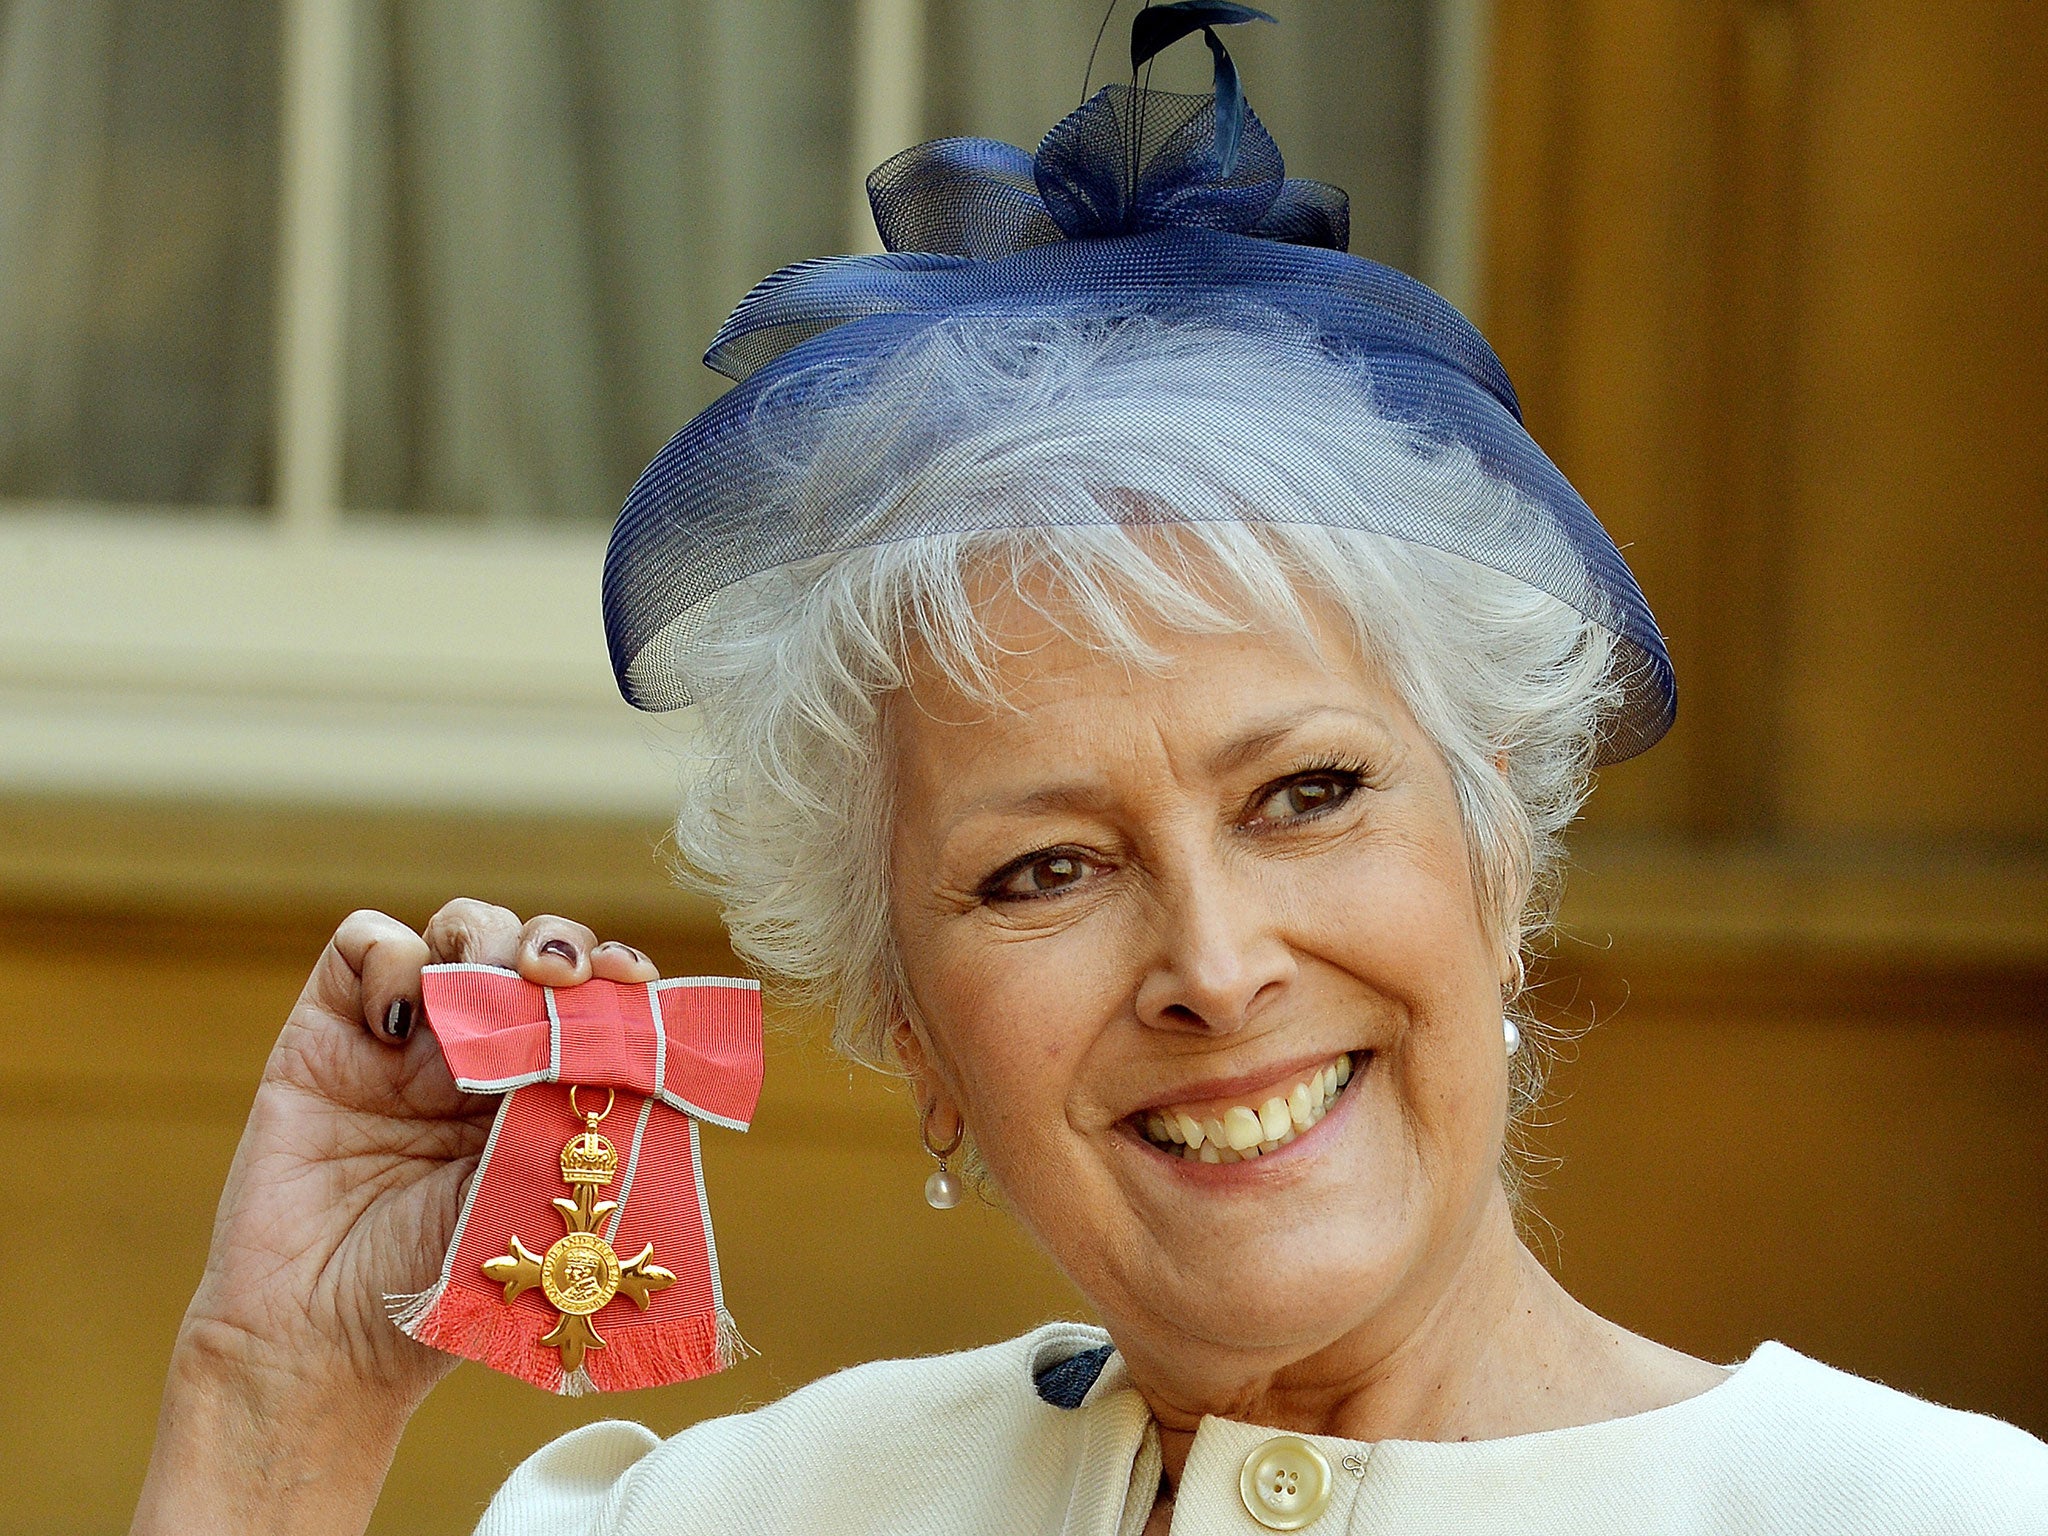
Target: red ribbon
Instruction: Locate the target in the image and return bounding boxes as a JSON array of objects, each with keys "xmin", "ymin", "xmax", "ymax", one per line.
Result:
[{"xmin": 388, "ymin": 964, "xmax": 763, "ymax": 1395}]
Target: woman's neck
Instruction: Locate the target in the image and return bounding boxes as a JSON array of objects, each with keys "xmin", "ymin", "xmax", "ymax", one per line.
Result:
[{"xmin": 1123, "ymin": 1199, "xmax": 1725, "ymax": 1492}]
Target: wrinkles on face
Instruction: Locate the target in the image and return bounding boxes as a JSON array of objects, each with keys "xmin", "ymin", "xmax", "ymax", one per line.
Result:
[{"xmin": 885, "ymin": 576, "xmax": 1512, "ymax": 1413}]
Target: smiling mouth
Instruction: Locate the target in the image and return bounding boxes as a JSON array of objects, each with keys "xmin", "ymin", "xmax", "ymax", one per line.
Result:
[{"xmin": 1135, "ymin": 1053, "xmax": 1356, "ymax": 1163}]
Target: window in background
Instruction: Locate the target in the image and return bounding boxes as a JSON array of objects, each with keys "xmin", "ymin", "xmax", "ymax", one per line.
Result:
[
  {"xmin": 0, "ymin": 0, "xmax": 1479, "ymax": 812},
  {"xmin": 341, "ymin": 0, "xmax": 854, "ymax": 523},
  {"xmin": 0, "ymin": 0, "xmax": 280, "ymax": 507},
  {"xmin": 0, "ymin": 0, "xmax": 1466, "ymax": 528}
]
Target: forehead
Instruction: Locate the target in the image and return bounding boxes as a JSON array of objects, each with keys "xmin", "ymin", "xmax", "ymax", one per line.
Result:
[{"xmin": 885, "ymin": 574, "xmax": 1416, "ymax": 797}]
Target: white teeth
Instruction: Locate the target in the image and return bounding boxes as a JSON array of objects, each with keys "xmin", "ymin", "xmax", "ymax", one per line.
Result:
[
  {"xmin": 1141, "ymin": 1052, "xmax": 1359, "ymax": 1159},
  {"xmin": 1258, "ymin": 1096, "xmax": 1291, "ymax": 1142},
  {"xmin": 1288, "ymin": 1082, "xmax": 1314, "ymax": 1129},
  {"xmin": 1223, "ymin": 1105, "xmax": 1264, "ymax": 1151}
]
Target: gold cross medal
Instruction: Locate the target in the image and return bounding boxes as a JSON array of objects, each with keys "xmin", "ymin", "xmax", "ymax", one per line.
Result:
[{"xmin": 481, "ymin": 1087, "xmax": 677, "ymax": 1373}]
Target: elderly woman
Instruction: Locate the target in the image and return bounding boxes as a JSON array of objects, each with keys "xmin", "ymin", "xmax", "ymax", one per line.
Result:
[{"xmin": 134, "ymin": 17, "xmax": 2042, "ymax": 1536}]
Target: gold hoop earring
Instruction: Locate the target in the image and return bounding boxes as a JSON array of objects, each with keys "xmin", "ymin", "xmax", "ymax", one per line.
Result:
[{"xmin": 920, "ymin": 1100, "xmax": 966, "ymax": 1210}]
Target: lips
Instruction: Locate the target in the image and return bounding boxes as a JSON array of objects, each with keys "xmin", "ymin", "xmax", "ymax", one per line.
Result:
[{"xmin": 1134, "ymin": 1053, "xmax": 1354, "ymax": 1162}]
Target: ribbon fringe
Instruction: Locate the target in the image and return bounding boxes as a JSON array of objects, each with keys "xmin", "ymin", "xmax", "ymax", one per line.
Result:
[
  {"xmin": 389, "ymin": 1284, "xmax": 567, "ymax": 1392},
  {"xmin": 387, "ymin": 1285, "xmax": 748, "ymax": 1396},
  {"xmin": 716, "ymin": 1308, "xmax": 756, "ymax": 1370},
  {"xmin": 580, "ymin": 1307, "xmax": 739, "ymax": 1394},
  {"xmin": 384, "ymin": 1281, "xmax": 443, "ymax": 1335}
]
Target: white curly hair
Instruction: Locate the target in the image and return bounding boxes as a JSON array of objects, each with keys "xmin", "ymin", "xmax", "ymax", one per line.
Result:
[{"xmin": 662, "ymin": 311, "xmax": 1627, "ymax": 1168}]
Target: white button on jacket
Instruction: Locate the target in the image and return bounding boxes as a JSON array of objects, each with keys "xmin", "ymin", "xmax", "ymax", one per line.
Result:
[{"xmin": 1239, "ymin": 1434, "xmax": 1335, "ymax": 1529}]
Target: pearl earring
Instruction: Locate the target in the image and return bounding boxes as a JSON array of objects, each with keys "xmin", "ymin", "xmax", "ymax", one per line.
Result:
[
  {"xmin": 920, "ymin": 1101, "xmax": 965, "ymax": 1210},
  {"xmin": 1503, "ymin": 1016, "xmax": 1523, "ymax": 1056}
]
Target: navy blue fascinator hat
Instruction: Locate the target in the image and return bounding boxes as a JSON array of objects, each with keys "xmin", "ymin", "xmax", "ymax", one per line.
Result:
[{"xmin": 605, "ymin": 2, "xmax": 1675, "ymax": 763}]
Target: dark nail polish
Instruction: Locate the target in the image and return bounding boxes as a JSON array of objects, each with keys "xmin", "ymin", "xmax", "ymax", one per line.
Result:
[
  {"xmin": 385, "ymin": 998, "xmax": 414, "ymax": 1040},
  {"xmin": 539, "ymin": 938, "xmax": 580, "ymax": 965},
  {"xmin": 601, "ymin": 942, "xmax": 649, "ymax": 965}
]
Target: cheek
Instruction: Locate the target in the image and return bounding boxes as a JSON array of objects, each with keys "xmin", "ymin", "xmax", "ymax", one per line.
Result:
[
  {"xmin": 902, "ymin": 927, "xmax": 1111, "ymax": 1155},
  {"xmin": 1302, "ymin": 832, "xmax": 1508, "ymax": 1161},
  {"xmin": 1297, "ymin": 823, "xmax": 1497, "ymax": 1005},
  {"xmin": 1386, "ymin": 1008, "xmax": 1511, "ymax": 1170}
]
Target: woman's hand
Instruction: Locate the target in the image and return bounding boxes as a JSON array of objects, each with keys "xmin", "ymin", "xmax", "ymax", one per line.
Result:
[{"xmin": 132, "ymin": 901, "xmax": 660, "ymax": 1536}]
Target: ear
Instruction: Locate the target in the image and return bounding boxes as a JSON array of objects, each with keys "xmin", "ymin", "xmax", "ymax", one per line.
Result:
[
  {"xmin": 1498, "ymin": 936, "xmax": 1526, "ymax": 996},
  {"xmin": 891, "ymin": 1012, "xmax": 962, "ymax": 1140},
  {"xmin": 1488, "ymin": 749, "xmax": 1525, "ymax": 992},
  {"xmin": 890, "ymin": 1012, "xmax": 930, "ymax": 1083}
]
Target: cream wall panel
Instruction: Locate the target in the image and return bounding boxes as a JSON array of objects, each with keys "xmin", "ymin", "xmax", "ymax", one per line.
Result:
[{"xmin": 0, "ymin": 512, "xmax": 688, "ymax": 813}]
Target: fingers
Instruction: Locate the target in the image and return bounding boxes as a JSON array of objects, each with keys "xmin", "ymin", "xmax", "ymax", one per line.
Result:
[
  {"xmin": 422, "ymin": 898, "xmax": 525, "ymax": 968},
  {"xmin": 325, "ymin": 903, "xmax": 659, "ymax": 1049},
  {"xmin": 320, "ymin": 910, "xmax": 434, "ymax": 1046},
  {"xmin": 513, "ymin": 914, "xmax": 599, "ymax": 986},
  {"xmin": 590, "ymin": 940, "xmax": 660, "ymax": 984}
]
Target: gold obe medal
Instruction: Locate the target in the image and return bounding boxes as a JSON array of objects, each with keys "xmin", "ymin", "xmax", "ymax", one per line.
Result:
[{"xmin": 482, "ymin": 1087, "xmax": 676, "ymax": 1371}]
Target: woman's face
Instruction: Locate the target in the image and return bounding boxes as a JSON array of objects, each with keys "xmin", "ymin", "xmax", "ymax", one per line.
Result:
[{"xmin": 886, "ymin": 581, "xmax": 1517, "ymax": 1388}]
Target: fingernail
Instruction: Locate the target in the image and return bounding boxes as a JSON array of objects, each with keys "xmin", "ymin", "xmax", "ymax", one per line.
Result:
[
  {"xmin": 601, "ymin": 942, "xmax": 649, "ymax": 965},
  {"xmin": 539, "ymin": 938, "xmax": 580, "ymax": 965},
  {"xmin": 385, "ymin": 998, "xmax": 414, "ymax": 1040}
]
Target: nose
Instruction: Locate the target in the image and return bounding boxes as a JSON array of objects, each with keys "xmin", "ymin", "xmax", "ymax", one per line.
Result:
[{"xmin": 1132, "ymin": 859, "xmax": 1297, "ymax": 1035}]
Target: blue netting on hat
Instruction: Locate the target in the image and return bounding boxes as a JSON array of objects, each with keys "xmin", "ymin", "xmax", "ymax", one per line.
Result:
[{"xmin": 604, "ymin": 29, "xmax": 1674, "ymax": 764}]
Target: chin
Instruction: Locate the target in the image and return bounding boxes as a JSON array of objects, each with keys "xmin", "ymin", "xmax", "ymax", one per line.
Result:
[
  {"xmin": 1173, "ymin": 1279, "xmax": 1401, "ymax": 1379},
  {"xmin": 1113, "ymin": 1211, "xmax": 1422, "ymax": 1361}
]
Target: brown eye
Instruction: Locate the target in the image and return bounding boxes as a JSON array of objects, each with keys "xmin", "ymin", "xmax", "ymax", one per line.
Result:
[
  {"xmin": 1023, "ymin": 854, "xmax": 1083, "ymax": 891},
  {"xmin": 1251, "ymin": 772, "xmax": 1356, "ymax": 823},
  {"xmin": 990, "ymin": 850, "xmax": 1095, "ymax": 900}
]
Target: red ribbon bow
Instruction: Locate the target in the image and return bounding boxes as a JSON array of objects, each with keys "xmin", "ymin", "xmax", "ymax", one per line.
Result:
[{"xmin": 388, "ymin": 964, "xmax": 763, "ymax": 1395}]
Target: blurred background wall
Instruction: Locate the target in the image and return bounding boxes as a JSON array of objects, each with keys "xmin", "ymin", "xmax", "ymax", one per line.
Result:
[{"xmin": 0, "ymin": 2, "xmax": 2041, "ymax": 1532}]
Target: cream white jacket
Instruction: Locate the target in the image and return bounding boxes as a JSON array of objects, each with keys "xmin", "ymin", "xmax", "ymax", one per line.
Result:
[{"xmin": 476, "ymin": 1322, "xmax": 2048, "ymax": 1535}]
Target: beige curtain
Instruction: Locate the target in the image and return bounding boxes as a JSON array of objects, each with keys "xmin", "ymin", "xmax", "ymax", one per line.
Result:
[
  {"xmin": 343, "ymin": 0, "xmax": 854, "ymax": 522},
  {"xmin": 0, "ymin": 0, "xmax": 278, "ymax": 505},
  {"xmin": 0, "ymin": 0, "xmax": 853, "ymax": 519}
]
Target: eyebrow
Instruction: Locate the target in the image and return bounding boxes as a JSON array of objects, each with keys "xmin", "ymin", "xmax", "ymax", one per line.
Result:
[
  {"xmin": 978, "ymin": 780, "xmax": 1110, "ymax": 820},
  {"xmin": 958, "ymin": 704, "xmax": 1377, "ymax": 822},
  {"xmin": 1205, "ymin": 704, "xmax": 1371, "ymax": 777}
]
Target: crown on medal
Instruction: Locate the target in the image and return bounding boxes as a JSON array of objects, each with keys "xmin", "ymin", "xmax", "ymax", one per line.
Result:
[{"xmin": 561, "ymin": 1129, "xmax": 619, "ymax": 1187}]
